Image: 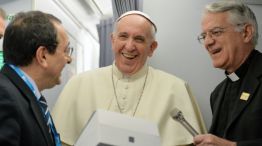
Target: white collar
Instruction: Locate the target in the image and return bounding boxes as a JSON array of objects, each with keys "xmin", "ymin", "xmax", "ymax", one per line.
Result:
[
  {"xmin": 227, "ymin": 72, "xmax": 240, "ymax": 82},
  {"xmin": 112, "ymin": 62, "xmax": 148, "ymax": 80}
]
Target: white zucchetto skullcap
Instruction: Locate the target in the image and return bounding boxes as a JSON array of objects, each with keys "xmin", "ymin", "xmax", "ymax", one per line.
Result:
[{"xmin": 116, "ymin": 10, "xmax": 157, "ymax": 32}]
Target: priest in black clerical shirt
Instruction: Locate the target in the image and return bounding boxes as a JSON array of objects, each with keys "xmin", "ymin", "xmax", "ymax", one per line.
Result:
[{"xmin": 194, "ymin": 1, "xmax": 262, "ymax": 146}]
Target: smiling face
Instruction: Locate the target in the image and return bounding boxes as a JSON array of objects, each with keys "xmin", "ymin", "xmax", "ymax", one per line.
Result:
[
  {"xmin": 111, "ymin": 14, "xmax": 157, "ymax": 75},
  {"xmin": 201, "ymin": 12, "xmax": 252, "ymax": 73},
  {"xmin": 44, "ymin": 22, "xmax": 72, "ymax": 88}
]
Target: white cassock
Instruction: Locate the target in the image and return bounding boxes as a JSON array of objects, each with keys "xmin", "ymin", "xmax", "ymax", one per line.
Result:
[{"xmin": 52, "ymin": 63, "xmax": 206, "ymax": 146}]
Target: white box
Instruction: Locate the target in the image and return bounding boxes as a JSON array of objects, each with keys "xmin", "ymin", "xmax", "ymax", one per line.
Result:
[{"xmin": 74, "ymin": 109, "xmax": 161, "ymax": 146}]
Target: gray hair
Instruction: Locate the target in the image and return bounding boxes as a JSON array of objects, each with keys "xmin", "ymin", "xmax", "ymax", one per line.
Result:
[
  {"xmin": 205, "ymin": 0, "xmax": 258, "ymax": 46},
  {"xmin": 0, "ymin": 7, "xmax": 6, "ymax": 19}
]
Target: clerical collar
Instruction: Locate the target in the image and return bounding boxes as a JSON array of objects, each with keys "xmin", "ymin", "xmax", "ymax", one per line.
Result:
[
  {"xmin": 226, "ymin": 72, "xmax": 239, "ymax": 82},
  {"xmin": 225, "ymin": 50, "xmax": 256, "ymax": 82},
  {"xmin": 112, "ymin": 62, "xmax": 148, "ymax": 80}
]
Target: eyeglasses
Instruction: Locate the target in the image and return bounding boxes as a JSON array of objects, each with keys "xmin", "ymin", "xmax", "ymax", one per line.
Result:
[
  {"xmin": 65, "ymin": 46, "xmax": 74, "ymax": 57},
  {"xmin": 197, "ymin": 27, "xmax": 226, "ymax": 44},
  {"xmin": 197, "ymin": 24, "xmax": 246, "ymax": 44}
]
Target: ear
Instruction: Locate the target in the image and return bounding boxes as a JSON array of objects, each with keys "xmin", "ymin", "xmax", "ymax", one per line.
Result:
[
  {"xmin": 148, "ymin": 41, "xmax": 158, "ymax": 57},
  {"xmin": 242, "ymin": 24, "xmax": 254, "ymax": 43},
  {"xmin": 111, "ymin": 33, "xmax": 117, "ymax": 52},
  {"xmin": 111, "ymin": 33, "xmax": 115, "ymax": 45},
  {"xmin": 35, "ymin": 46, "xmax": 48, "ymax": 68}
]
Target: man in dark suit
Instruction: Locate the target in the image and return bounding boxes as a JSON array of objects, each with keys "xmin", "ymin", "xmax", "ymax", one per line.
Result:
[
  {"xmin": 0, "ymin": 11, "xmax": 72, "ymax": 146},
  {"xmin": 194, "ymin": 0, "xmax": 262, "ymax": 146}
]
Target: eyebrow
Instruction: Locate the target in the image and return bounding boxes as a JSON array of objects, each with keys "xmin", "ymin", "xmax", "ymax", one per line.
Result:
[{"xmin": 201, "ymin": 27, "xmax": 225, "ymax": 34}]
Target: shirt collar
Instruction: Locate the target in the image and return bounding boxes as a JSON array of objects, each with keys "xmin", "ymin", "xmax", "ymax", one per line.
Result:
[
  {"xmin": 225, "ymin": 50, "xmax": 255, "ymax": 82},
  {"xmin": 112, "ymin": 61, "xmax": 148, "ymax": 80},
  {"xmin": 226, "ymin": 72, "xmax": 239, "ymax": 82},
  {"xmin": 23, "ymin": 70, "xmax": 41, "ymax": 100},
  {"xmin": 9, "ymin": 64, "xmax": 41, "ymax": 100}
]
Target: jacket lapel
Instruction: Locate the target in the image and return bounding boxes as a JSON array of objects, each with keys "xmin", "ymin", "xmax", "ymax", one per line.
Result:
[
  {"xmin": 1, "ymin": 65, "xmax": 53, "ymax": 146},
  {"xmin": 209, "ymin": 80, "xmax": 227, "ymax": 133}
]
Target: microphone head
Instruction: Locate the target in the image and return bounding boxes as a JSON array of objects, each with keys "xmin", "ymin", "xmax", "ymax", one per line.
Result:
[
  {"xmin": 170, "ymin": 107, "xmax": 184, "ymax": 122},
  {"xmin": 170, "ymin": 108, "xmax": 199, "ymax": 136}
]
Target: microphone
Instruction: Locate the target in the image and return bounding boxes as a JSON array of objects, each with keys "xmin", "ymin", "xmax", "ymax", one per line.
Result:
[{"xmin": 170, "ymin": 107, "xmax": 199, "ymax": 137}]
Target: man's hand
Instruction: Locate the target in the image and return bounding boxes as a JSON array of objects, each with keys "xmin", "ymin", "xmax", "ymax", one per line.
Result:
[{"xmin": 193, "ymin": 134, "xmax": 237, "ymax": 146}]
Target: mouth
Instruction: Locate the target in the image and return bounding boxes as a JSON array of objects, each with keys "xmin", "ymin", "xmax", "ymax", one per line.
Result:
[
  {"xmin": 209, "ymin": 48, "xmax": 222, "ymax": 56},
  {"xmin": 122, "ymin": 52, "xmax": 137, "ymax": 59}
]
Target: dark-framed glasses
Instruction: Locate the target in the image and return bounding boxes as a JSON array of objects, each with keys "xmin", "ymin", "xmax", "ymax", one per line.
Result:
[{"xmin": 197, "ymin": 27, "xmax": 226, "ymax": 44}]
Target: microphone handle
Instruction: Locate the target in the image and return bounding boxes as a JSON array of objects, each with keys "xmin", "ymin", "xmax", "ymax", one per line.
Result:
[{"xmin": 180, "ymin": 119, "xmax": 199, "ymax": 137}]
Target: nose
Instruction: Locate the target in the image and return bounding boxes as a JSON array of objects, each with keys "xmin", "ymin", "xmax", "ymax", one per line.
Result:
[
  {"xmin": 125, "ymin": 39, "xmax": 135, "ymax": 51},
  {"xmin": 204, "ymin": 34, "xmax": 215, "ymax": 46}
]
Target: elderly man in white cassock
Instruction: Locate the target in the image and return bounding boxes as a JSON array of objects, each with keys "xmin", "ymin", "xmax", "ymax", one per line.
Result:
[{"xmin": 52, "ymin": 10, "xmax": 206, "ymax": 146}]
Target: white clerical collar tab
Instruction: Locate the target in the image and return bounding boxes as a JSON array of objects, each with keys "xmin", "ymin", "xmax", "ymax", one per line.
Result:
[{"xmin": 227, "ymin": 72, "xmax": 239, "ymax": 82}]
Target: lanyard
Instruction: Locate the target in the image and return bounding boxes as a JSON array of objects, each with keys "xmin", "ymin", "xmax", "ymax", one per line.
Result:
[
  {"xmin": 8, "ymin": 64, "xmax": 61, "ymax": 146},
  {"xmin": 9, "ymin": 64, "xmax": 37, "ymax": 96}
]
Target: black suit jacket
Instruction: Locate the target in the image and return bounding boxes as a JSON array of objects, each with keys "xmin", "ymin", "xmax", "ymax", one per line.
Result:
[
  {"xmin": 209, "ymin": 50, "xmax": 262, "ymax": 146},
  {"xmin": 0, "ymin": 64, "xmax": 55, "ymax": 146}
]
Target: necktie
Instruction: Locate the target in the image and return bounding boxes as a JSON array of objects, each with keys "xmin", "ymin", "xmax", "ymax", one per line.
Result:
[
  {"xmin": 39, "ymin": 95, "xmax": 52, "ymax": 133},
  {"xmin": 38, "ymin": 95, "xmax": 62, "ymax": 146}
]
